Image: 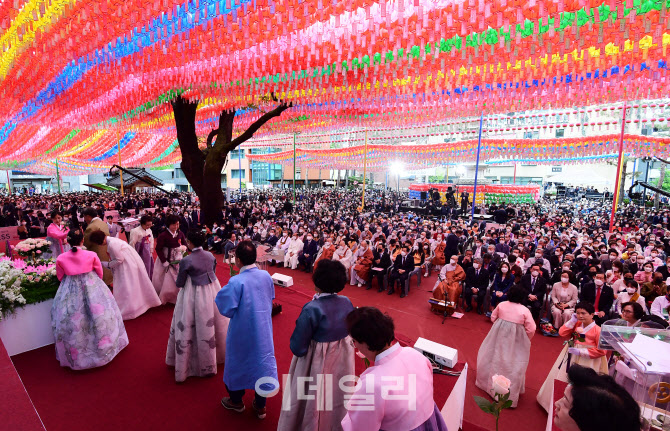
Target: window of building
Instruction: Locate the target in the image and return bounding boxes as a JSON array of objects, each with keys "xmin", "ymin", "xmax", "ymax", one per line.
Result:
[
  {"xmin": 231, "ymin": 169, "xmax": 245, "ymax": 179},
  {"xmin": 500, "ymin": 176, "xmax": 544, "ymax": 185},
  {"xmin": 523, "ymin": 131, "xmax": 539, "ymax": 139},
  {"xmin": 229, "ymin": 149, "xmax": 244, "ymax": 159},
  {"xmin": 555, "ymin": 128, "xmax": 565, "ymax": 138}
]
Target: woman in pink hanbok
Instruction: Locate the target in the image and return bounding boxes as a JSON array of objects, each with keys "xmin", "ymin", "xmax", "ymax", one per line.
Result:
[
  {"xmin": 476, "ymin": 286, "xmax": 536, "ymax": 407},
  {"xmin": 341, "ymin": 307, "xmax": 447, "ymax": 431},
  {"xmin": 51, "ymin": 231, "xmax": 128, "ymax": 370},
  {"xmin": 46, "ymin": 211, "xmax": 69, "ymax": 259},
  {"xmin": 89, "ymin": 231, "xmax": 161, "ymax": 320}
]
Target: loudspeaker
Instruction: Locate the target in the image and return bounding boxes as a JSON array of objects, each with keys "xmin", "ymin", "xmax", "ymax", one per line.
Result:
[{"xmin": 420, "ymin": 191, "xmax": 428, "ymax": 200}]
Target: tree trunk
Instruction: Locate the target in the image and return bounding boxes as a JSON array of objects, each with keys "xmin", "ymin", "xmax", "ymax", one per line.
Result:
[
  {"xmin": 655, "ymin": 163, "xmax": 667, "ymax": 208},
  {"xmin": 171, "ymin": 95, "xmax": 291, "ymax": 226}
]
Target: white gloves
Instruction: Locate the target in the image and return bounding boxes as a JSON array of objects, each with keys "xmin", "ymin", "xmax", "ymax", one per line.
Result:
[{"xmin": 568, "ymin": 347, "xmax": 587, "ymax": 357}]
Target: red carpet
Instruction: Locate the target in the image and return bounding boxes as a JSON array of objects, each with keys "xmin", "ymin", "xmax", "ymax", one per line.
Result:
[
  {"xmin": 10, "ymin": 262, "xmax": 562, "ymax": 431},
  {"xmin": 0, "ymin": 338, "xmax": 45, "ymax": 431}
]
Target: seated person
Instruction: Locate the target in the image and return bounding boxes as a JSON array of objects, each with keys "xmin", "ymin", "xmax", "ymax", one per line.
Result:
[
  {"xmin": 387, "ymin": 245, "xmax": 415, "ymax": 298},
  {"xmin": 463, "ymin": 257, "xmax": 489, "ymax": 314},
  {"xmin": 369, "ymin": 242, "xmax": 391, "ymax": 292},
  {"xmin": 580, "ymin": 272, "xmax": 614, "ymax": 326}
]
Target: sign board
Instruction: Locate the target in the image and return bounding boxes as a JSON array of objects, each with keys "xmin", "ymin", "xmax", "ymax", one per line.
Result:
[
  {"xmin": 551, "ymin": 167, "xmax": 562, "ymax": 172},
  {"xmin": 0, "ymin": 227, "xmax": 19, "ymax": 241}
]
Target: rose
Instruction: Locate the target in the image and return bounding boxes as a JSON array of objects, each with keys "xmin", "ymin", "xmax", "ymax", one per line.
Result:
[{"xmin": 492, "ymin": 375, "xmax": 511, "ymax": 395}]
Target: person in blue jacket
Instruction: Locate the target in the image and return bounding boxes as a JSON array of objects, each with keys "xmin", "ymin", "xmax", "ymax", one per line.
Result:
[
  {"xmin": 489, "ymin": 261, "xmax": 515, "ymax": 315},
  {"xmin": 215, "ymin": 240, "xmax": 278, "ymax": 420}
]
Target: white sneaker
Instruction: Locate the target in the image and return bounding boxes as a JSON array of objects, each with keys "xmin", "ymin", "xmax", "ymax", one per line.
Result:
[
  {"xmin": 424, "ymin": 272, "xmax": 429, "ymax": 277},
  {"xmin": 357, "ymin": 283, "xmax": 362, "ymax": 287}
]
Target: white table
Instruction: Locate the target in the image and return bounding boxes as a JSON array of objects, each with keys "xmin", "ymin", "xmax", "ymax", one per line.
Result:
[{"xmin": 0, "ymin": 299, "xmax": 55, "ymax": 356}]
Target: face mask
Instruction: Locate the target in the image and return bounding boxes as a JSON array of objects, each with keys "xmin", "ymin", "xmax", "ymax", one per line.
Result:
[
  {"xmin": 626, "ymin": 287, "xmax": 637, "ymax": 294},
  {"xmin": 535, "ymin": 254, "xmax": 542, "ymax": 259},
  {"xmin": 450, "ymin": 259, "xmax": 457, "ymax": 265},
  {"xmin": 594, "ymin": 279, "xmax": 604, "ymax": 286},
  {"xmin": 501, "ymin": 267, "xmax": 508, "ymax": 273},
  {"xmin": 652, "ymin": 253, "xmax": 658, "ymax": 257},
  {"xmin": 644, "ymin": 267, "xmax": 653, "ymax": 273},
  {"xmin": 561, "ymin": 277, "xmax": 570, "ymax": 283},
  {"xmin": 401, "ymin": 251, "xmax": 407, "ymax": 257},
  {"xmin": 473, "ymin": 263, "xmax": 480, "ymax": 269},
  {"xmin": 531, "ymin": 271, "xmax": 539, "ymax": 277},
  {"xmin": 282, "ymin": 233, "xmax": 288, "ymax": 237},
  {"xmin": 610, "ymin": 255, "xmax": 617, "ymax": 260},
  {"xmin": 476, "ymin": 243, "xmax": 482, "ymax": 247}
]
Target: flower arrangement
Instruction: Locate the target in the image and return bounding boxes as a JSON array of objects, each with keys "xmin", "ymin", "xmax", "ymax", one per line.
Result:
[
  {"xmin": 474, "ymin": 375, "xmax": 513, "ymax": 431},
  {"xmin": 169, "ymin": 245, "xmax": 189, "ymax": 266},
  {"xmin": 0, "ymin": 261, "xmax": 27, "ymax": 320},
  {"xmin": 0, "ymin": 257, "xmax": 58, "ymax": 320},
  {"xmin": 13, "ymin": 238, "xmax": 51, "ymax": 260}
]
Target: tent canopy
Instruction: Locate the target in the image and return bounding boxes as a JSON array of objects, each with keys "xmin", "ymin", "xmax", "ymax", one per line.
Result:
[
  {"xmin": 545, "ymin": 170, "xmax": 613, "ymax": 187},
  {"xmin": 85, "ymin": 184, "xmax": 118, "ymax": 192}
]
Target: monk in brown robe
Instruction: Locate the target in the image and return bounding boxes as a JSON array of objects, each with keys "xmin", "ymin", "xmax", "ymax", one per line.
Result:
[
  {"xmin": 433, "ymin": 256, "xmax": 466, "ymax": 304},
  {"xmin": 350, "ymin": 240, "xmax": 374, "ymax": 287}
]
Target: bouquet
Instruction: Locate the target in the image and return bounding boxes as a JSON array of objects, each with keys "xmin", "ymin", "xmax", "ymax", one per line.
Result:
[{"xmin": 13, "ymin": 238, "xmax": 51, "ymax": 260}]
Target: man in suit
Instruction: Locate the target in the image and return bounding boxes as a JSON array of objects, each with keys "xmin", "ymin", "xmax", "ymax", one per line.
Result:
[
  {"xmin": 264, "ymin": 228, "xmax": 279, "ymax": 248},
  {"xmin": 82, "ymin": 207, "xmax": 112, "ymax": 286},
  {"xmin": 521, "ymin": 263, "xmax": 548, "ymax": 320},
  {"xmin": 223, "ymin": 233, "xmax": 239, "ymax": 264},
  {"xmin": 580, "ymin": 272, "xmax": 615, "ymax": 326},
  {"xmin": 179, "ymin": 211, "xmax": 193, "ymax": 235},
  {"xmin": 297, "ymin": 233, "xmax": 319, "ymax": 272},
  {"xmin": 191, "ymin": 207, "xmax": 202, "ymax": 227},
  {"xmin": 106, "ymin": 215, "xmax": 122, "ymax": 238},
  {"xmin": 463, "ymin": 257, "xmax": 489, "ymax": 314},
  {"xmin": 387, "ymin": 245, "xmax": 415, "ymax": 298},
  {"xmin": 369, "ymin": 242, "xmax": 392, "ymax": 292}
]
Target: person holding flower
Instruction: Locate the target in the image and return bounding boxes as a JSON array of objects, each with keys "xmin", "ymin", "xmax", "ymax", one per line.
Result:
[
  {"xmin": 476, "ymin": 286, "xmax": 535, "ymax": 407},
  {"xmin": 89, "ymin": 230, "xmax": 161, "ymax": 320},
  {"xmin": 152, "ymin": 215, "xmax": 187, "ymax": 305},
  {"xmin": 46, "ymin": 211, "xmax": 69, "ymax": 258},
  {"xmin": 278, "ymin": 259, "xmax": 354, "ymax": 431},
  {"xmin": 537, "ymin": 302, "xmax": 607, "ymax": 412},
  {"xmin": 51, "ymin": 230, "xmax": 128, "ymax": 370}
]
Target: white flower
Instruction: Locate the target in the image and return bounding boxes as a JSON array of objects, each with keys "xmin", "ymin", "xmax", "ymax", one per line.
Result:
[{"xmin": 492, "ymin": 375, "xmax": 511, "ymax": 395}]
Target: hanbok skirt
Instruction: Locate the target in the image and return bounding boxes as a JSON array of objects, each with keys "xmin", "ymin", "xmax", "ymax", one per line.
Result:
[
  {"xmin": 475, "ymin": 319, "xmax": 531, "ymax": 407},
  {"xmin": 277, "ymin": 337, "xmax": 355, "ymax": 431},
  {"xmin": 536, "ymin": 344, "xmax": 609, "ymax": 411},
  {"xmin": 152, "ymin": 248, "xmax": 179, "ymax": 305},
  {"xmin": 166, "ymin": 277, "xmax": 229, "ymax": 382},
  {"xmin": 402, "ymin": 404, "xmax": 448, "ymax": 431},
  {"xmin": 51, "ymin": 271, "xmax": 129, "ymax": 370},
  {"xmin": 134, "ymin": 240, "xmax": 154, "ymax": 280}
]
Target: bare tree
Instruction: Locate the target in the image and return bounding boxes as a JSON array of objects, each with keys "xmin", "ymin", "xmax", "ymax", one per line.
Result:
[{"xmin": 171, "ymin": 94, "xmax": 292, "ymax": 225}]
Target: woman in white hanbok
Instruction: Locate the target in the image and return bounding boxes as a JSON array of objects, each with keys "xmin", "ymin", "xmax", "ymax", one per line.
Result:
[
  {"xmin": 333, "ymin": 240, "xmax": 353, "ymax": 272},
  {"xmin": 89, "ymin": 231, "xmax": 161, "ymax": 320}
]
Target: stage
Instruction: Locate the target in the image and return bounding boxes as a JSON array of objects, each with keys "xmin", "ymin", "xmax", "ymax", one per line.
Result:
[{"xmin": 5, "ymin": 261, "xmax": 563, "ymax": 431}]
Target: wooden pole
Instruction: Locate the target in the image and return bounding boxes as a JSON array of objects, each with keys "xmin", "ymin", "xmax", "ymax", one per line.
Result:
[
  {"xmin": 54, "ymin": 161, "xmax": 61, "ymax": 194},
  {"xmin": 513, "ymin": 163, "xmax": 517, "ymax": 184},
  {"xmin": 117, "ymin": 130, "xmax": 124, "ymax": 196},
  {"xmin": 6, "ymin": 170, "xmax": 11, "ymax": 193},
  {"xmin": 610, "ymin": 102, "xmax": 628, "ymax": 232},
  {"xmin": 361, "ymin": 129, "xmax": 368, "ymax": 210}
]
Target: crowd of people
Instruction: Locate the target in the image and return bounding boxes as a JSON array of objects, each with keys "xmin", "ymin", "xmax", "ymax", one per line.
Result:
[{"xmin": 3, "ymin": 186, "xmax": 662, "ymax": 430}]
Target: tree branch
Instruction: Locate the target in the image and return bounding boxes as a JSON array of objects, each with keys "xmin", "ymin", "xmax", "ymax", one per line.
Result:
[
  {"xmin": 655, "ymin": 157, "xmax": 670, "ymax": 165},
  {"xmin": 230, "ymin": 101, "xmax": 292, "ymax": 148},
  {"xmin": 206, "ymin": 128, "xmax": 219, "ymax": 148}
]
